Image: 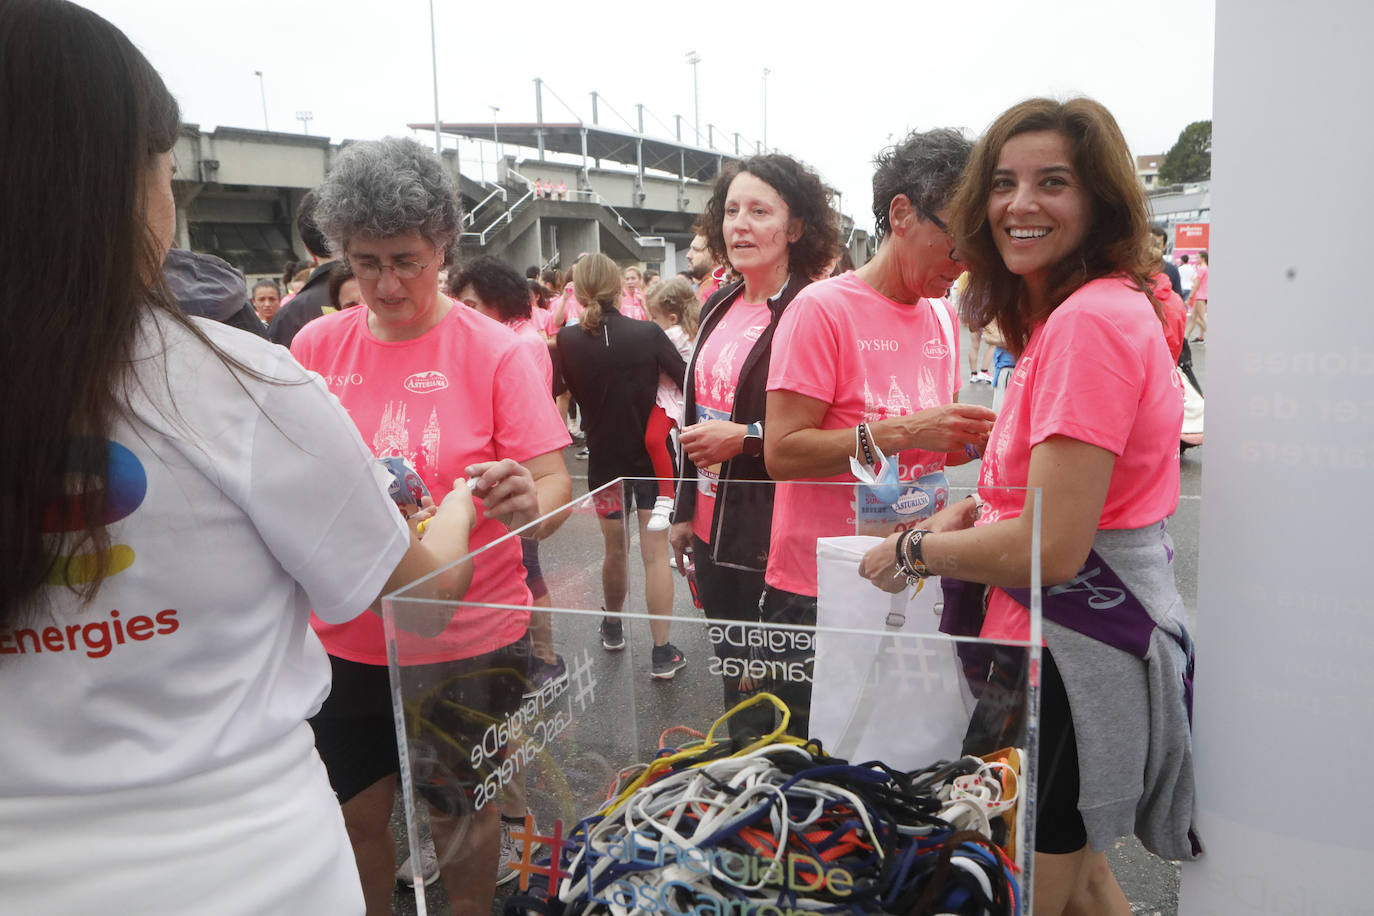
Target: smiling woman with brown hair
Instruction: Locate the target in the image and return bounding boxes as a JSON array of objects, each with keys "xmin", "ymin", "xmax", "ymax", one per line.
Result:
[{"xmin": 862, "ymin": 97, "xmax": 1199, "ymax": 915}]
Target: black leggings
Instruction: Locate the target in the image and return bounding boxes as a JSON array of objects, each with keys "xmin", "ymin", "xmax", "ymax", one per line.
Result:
[
  {"xmin": 758, "ymin": 585, "xmax": 818, "ymax": 740},
  {"xmin": 691, "ymin": 536, "xmax": 771, "ymax": 740}
]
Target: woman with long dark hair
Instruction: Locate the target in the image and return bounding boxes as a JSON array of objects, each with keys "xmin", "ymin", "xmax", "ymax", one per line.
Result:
[
  {"xmin": 862, "ymin": 98, "xmax": 1199, "ymax": 914},
  {"xmin": 0, "ymin": 2, "xmax": 476, "ymax": 911},
  {"xmin": 668, "ymin": 154, "xmax": 838, "ymax": 736}
]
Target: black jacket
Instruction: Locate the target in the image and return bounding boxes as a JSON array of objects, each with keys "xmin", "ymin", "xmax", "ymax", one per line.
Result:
[
  {"xmin": 267, "ymin": 261, "xmax": 341, "ymax": 348},
  {"xmin": 671, "ymin": 275, "xmax": 810, "ymax": 571},
  {"xmin": 557, "ymin": 309, "xmax": 686, "ymax": 490}
]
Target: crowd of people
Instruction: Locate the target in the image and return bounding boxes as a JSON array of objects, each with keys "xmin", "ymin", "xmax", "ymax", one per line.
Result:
[{"xmin": 2, "ymin": 2, "xmax": 1201, "ymax": 915}]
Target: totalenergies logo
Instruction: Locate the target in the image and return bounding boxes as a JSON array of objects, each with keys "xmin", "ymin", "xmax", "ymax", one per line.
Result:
[
  {"xmin": 5, "ymin": 440, "xmax": 184, "ymax": 660},
  {"xmin": 43, "ymin": 440, "xmax": 146, "ymax": 585}
]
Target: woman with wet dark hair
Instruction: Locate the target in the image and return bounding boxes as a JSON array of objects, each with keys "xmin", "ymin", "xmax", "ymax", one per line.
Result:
[
  {"xmin": 669, "ymin": 153, "xmax": 838, "ymax": 736},
  {"xmin": 0, "ymin": 1, "xmax": 477, "ymax": 910}
]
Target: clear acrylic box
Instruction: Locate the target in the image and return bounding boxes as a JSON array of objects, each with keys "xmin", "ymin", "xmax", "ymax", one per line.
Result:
[{"xmin": 384, "ymin": 478, "xmax": 1043, "ymax": 915}]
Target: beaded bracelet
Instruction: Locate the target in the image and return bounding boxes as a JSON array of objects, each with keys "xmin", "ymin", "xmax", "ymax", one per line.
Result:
[{"xmin": 856, "ymin": 421, "xmax": 876, "ymax": 466}]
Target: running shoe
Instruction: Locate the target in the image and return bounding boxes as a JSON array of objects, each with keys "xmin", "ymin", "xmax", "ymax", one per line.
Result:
[
  {"xmin": 396, "ymin": 839, "xmax": 440, "ymax": 888},
  {"xmin": 497, "ymin": 815, "xmax": 542, "ymax": 886},
  {"xmin": 599, "ymin": 616, "xmax": 625, "ymax": 651},
  {"xmin": 646, "ymin": 495, "xmax": 674, "ymax": 532},
  {"xmin": 575, "ymin": 447, "xmax": 589, "ymax": 460},
  {"xmin": 650, "ymin": 643, "xmax": 687, "ymax": 680},
  {"xmin": 522, "ymin": 654, "xmax": 569, "ymax": 698}
]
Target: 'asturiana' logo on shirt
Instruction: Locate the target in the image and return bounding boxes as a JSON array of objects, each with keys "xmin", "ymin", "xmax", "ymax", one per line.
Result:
[
  {"xmin": 923, "ymin": 338, "xmax": 949, "ymax": 359},
  {"xmin": 403, "ymin": 370, "xmax": 450, "ymax": 393},
  {"xmin": 892, "ymin": 486, "xmax": 932, "ymax": 516}
]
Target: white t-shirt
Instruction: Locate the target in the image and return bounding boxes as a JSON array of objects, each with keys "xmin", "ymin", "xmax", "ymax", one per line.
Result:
[
  {"xmin": 0, "ymin": 313, "xmax": 408, "ymax": 909},
  {"xmin": 1178, "ymin": 261, "xmax": 1196, "ymax": 294}
]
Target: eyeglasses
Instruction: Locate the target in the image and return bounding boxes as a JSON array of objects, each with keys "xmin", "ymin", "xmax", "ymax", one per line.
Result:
[
  {"xmin": 915, "ymin": 204, "xmax": 961, "ymax": 263},
  {"xmin": 347, "ymin": 258, "xmax": 431, "ymax": 281}
]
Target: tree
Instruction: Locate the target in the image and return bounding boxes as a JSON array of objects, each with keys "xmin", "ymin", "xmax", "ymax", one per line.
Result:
[{"xmin": 1158, "ymin": 120, "xmax": 1212, "ymax": 185}]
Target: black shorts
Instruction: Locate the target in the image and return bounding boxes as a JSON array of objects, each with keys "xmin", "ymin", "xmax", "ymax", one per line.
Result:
[
  {"xmin": 1033, "ymin": 649, "xmax": 1087, "ymax": 854},
  {"xmin": 961, "ymin": 646, "xmax": 1086, "ymax": 855},
  {"xmin": 309, "ymin": 636, "xmax": 530, "ymax": 806},
  {"xmin": 590, "ymin": 478, "xmax": 659, "ymax": 520}
]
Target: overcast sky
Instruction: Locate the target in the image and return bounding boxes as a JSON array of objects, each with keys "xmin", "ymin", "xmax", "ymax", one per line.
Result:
[{"xmin": 85, "ymin": 0, "xmax": 1215, "ymax": 233}]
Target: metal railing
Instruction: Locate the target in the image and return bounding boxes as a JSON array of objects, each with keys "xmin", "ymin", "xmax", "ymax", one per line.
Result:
[
  {"xmin": 504, "ymin": 166, "xmax": 538, "ymax": 194},
  {"xmin": 459, "ymin": 176, "xmax": 663, "ymax": 252},
  {"xmin": 462, "ymin": 184, "xmax": 507, "ymax": 227},
  {"xmin": 468, "ymin": 187, "xmax": 535, "ymax": 245}
]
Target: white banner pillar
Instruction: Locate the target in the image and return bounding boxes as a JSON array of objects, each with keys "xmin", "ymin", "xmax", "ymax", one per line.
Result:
[{"xmin": 1180, "ymin": 0, "xmax": 1374, "ymax": 911}]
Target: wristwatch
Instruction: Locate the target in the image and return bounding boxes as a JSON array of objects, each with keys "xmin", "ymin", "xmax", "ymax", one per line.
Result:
[{"xmin": 741, "ymin": 421, "xmax": 764, "ymax": 457}]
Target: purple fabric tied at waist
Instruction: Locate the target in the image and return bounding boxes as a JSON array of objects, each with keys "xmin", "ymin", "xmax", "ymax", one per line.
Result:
[
  {"xmin": 1005, "ymin": 549, "xmax": 1196, "ymax": 728},
  {"xmin": 1005, "ymin": 550, "xmax": 1155, "ymax": 659}
]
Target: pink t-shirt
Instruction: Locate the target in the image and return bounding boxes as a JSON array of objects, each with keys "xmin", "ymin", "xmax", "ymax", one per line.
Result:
[
  {"xmin": 291, "ymin": 301, "xmax": 571, "ymax": 664},
  {"xmin": 620, "ymin": 291, "xmax": 648, "ymax": 321},
  {"xmin": 1191, "ymin": 264, "xmax": 1209, "ymax": 300},
  {"xmin": 655, "ymin": 324, "xmax": 692, "ymax": 421},
  {"xmin": 507, "ymin": 316, "xmax": 554, "ymax": 392},
  {"xmin": 558, "ymin": 285, "xmax": 584, "ymax": 326},
  {"xmin": 529, "ymin": 305, "xmax": 555, "ymax": 337},
  {"xmin": 976, "ymin": 277, "xmax": 1183, "ymax": 642},
  {"xmin": 690, "ymin": 299, "xmax": 772, "ymax": 544},
  {"xmin": 766, "ymin": 272, "xmax": 960, "ymax": 596}
]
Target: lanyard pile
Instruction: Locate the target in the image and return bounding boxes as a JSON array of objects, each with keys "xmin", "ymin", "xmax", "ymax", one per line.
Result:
[{"xmin": 504, "ymin": 695, "xmax": 1022, "ymax": 916}]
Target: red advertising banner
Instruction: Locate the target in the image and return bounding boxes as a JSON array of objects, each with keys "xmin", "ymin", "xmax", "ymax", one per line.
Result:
[{"xmin": 1174, "ymin": 222, "xmax": 1210, "ymax": 252}]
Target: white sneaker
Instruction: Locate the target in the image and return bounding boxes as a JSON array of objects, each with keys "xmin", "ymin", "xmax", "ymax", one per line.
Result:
[
  {"xmin": 396, "ymin": 838, "xmax": 440, "ymax": 888},
  {"xmin": 646, "ymin": 496, "xmax": 673, "ymax": 532}
]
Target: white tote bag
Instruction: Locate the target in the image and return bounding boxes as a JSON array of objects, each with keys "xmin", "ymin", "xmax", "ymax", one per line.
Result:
[{"xmin": 810, "ymin": 536, "xmax": 976, "ymax": 770}]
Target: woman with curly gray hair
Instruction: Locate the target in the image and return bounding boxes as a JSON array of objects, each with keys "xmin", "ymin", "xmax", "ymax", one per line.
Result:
[
  {"xmin": 759, "ymin": 129, "xmax": 996, "ymax": 739},
  {"xmin": 290, "ymin": 137, "xmax": 572, "ymax": 913}
]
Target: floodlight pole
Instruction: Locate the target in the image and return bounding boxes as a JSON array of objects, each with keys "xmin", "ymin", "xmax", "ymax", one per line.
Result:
[
  {"xmin": 762, "ymin": 67, "xmax": 770, "ymax": 152},
  {"xmin": 686, "ymin": 51, "xmax": 701, "ymax": 145},
  {"xmin": 490, "ymin": 105, "xmax": 502, "ymax": 177},
  {"xmin": 254, "ymin": 70, "xmax": 269, "ymax": 131},
  {"xmin": 428, "ymin": 0, "xmax": 441, "ymax": 154}
]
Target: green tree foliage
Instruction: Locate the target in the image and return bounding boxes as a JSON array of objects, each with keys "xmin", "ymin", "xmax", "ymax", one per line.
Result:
[{"xmin": 1158, "ymin": 120, "xmax": 1212, "ymax": 185}]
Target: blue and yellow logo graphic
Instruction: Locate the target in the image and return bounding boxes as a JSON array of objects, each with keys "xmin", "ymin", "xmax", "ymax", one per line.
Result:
[{"xmin": 43, "ymin": 440, "xmax": 146, "ymax": 585}]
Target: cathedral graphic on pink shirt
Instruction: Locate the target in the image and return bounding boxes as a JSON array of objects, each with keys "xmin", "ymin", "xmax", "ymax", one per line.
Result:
[
  {"xmin": 373, "ymin": 401, "xmax": 441, "ymax": 482},
  {"xmin": 861, "ymin": 375, "xmax": 915, "ymax": 422},
  {"xmin": 707, "ymin": 340, "xmax": 741, "ymax": 406}
]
